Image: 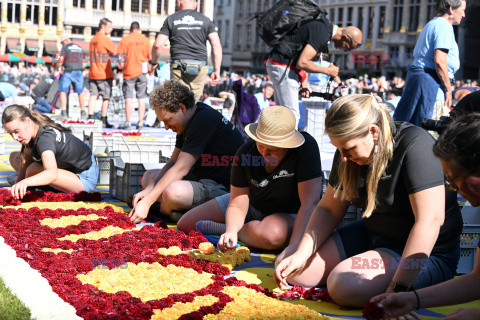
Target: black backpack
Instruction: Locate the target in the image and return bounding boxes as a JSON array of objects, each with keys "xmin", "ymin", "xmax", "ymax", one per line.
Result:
[{"xmin": 256, "ymin": 0, "xmax": 328, "ymax": 47}]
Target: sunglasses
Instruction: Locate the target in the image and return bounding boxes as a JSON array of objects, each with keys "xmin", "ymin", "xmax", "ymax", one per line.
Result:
[{"xmin": 445, "ymin": 173, "xmax": 468, "ymax": 192}]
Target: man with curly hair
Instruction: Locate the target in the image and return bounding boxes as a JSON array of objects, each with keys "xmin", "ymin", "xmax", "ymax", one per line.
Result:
[{"xmin": 128, "ymin": 81, "xmax": 244, "ymax": 223}]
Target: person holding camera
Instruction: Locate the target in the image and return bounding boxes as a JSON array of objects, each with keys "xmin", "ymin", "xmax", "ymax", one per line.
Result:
[
  {"xmin": 274, "ymin": 94, "xmax": 462, "ymax": 308},
  {"xmin": 371, "ymin": 113, "xmax": 480, "ymax": 319},
  {"xmin": 152, "ymin": 0, "xmax": 222, "ymax": 103},
  {"xmin": 394, "ymin": 0, "xmax": 466, "ymax": 127}
]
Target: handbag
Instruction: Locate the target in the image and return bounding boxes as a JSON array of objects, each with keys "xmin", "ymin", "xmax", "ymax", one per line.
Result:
[{"xmin": 177, "ymin": 59, "xmax": 206, "ymax": 76}]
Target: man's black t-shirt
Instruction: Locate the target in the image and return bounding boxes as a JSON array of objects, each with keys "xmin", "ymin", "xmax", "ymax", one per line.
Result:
[
  {"xmin": 29, "ymin": 126, "xmax": 93, "ymax": 173},
  {"xmin": 60, "ymin": 43, "xmax": 84, "ymax": 72},
  {"xmin": 269, "ymin": 19, "xmax": 334, "ymax": 66},
  {"xmin": 329, "ymin": 122, "xmax": 463, "ymax": 254},
  {"xmin": 159, "ymin": 9, "xmax": 217, "ymax": 62},
  {"xmin": 175, "ymin": 103, "xmax": 244, "ymax": 188},
  {"xmin": 231, "ymin": 132, "xmax": 322, "ymax": 215}
]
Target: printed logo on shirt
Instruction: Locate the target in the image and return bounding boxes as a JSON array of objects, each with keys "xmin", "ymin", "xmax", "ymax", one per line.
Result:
[
  {"xmin": 52, "ymin": 127, "xmax": 65, "ymax": 143},
  {"xmin": 173, "ymin": 15, "xmax": 204, "ymax": 27},
  {"xmin": 251, "ymin": 178, "xmax": 269, "ymax": 188},
  {"xmin": 273, "ymin": 170, "xmax": 294, "ymax": 180}
]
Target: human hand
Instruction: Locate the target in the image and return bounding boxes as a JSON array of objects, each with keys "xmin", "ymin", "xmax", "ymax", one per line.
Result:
[
  {"xmin": 299, "ymin": 87, "xmax": 310, "ymax": 98},
  {"xmin": 327, "ymin": 64, "xmax": 340, "ymax": 77},
  {"xmin": 370, "ymin": 292, "xmax": 419, "ymax": 319},
  {"xmin": 217, "ymin": 231, "xmax": 237, "ymax": 252},
  {"xmin": 210, "ymin": 71, "xmax": 220, "ymax": 86},
  {"xmin": 132, "ymin": 189, "xmax": 150, "ymax": 208},
  {"xmin": 445, "ymin": 308, "xmax": 480, "ymax": 320},
  {"xmin": 128, "ymin": 199, "xmax": 150, "ymax": 224},
  {"xmin": 274, "ymin": 253, "xmax": 306, "ymax": 289},
  {"xmin": 445, "ymin": 90, "xmax": 453, "ymax": 109},
  {"xmin": 11, "ymin": 180, "xmax": 29, "ymax": 199}
]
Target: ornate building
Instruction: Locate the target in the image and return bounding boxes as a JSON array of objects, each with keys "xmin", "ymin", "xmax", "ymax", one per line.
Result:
[{"xmin": 0, "ymin": 0, "xmax": 214, "ymax": 58}]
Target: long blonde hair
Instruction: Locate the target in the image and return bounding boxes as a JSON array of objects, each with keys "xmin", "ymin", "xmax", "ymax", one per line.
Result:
[{"xmin": 325, "ymin": 94, "xmax": 394, "ymax": 218}]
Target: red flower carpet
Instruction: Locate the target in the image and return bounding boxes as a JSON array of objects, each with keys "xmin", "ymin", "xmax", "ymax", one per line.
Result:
[{"xmin": 0, "ymin": 200, "xmax": 329, "ymax": 319}]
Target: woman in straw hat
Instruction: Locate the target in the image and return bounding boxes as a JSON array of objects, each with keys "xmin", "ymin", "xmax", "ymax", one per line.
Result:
[
  {"xmin": 177, "ymin": 106, "xmax": 323, "ymax": 250},
  {"xmin": 274, "ymin": 94, "xmax": 462, "ymax": 308}
]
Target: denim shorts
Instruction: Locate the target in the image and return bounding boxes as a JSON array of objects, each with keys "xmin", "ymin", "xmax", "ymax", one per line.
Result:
[
  {"xmin": 189, "ymin": 179, "xmax": 229, "ymax": 207},
  {"xmin": 59, "ymin": 70, "xmax": 84, "ymax": 94},
  {"xmin": 332, "ymin": 219, "xmax": 460, "ymax": 290},
  {"xmin": 215, "ymin": 193, "xmax": 297, "ymax": 222},
  {"xmin": 77, "ymin": 152, "xmax": 99, "ymax": 193}
]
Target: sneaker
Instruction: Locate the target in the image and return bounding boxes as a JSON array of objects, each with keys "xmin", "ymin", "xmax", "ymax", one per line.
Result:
[
  {"xmin": 136, "ymin": 122, "xmax": 143, "ymax": 130},
  {"xmin": 60, "ymin": 110, "xmax": 68, "ymax": 121},
  {"xmin": 146, "ymin": 202, "xmax": 162, "ymax": 222},
  {"xmin": 118, "ymin": 122, "xmax": 131, "ymax": 130},
  {"xmin": 80, "ymin": 110, "xmax": 88, "ymax": 119}
]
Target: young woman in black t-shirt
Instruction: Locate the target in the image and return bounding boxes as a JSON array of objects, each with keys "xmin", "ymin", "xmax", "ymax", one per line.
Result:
[
  {"xmin": 274, "ymin": 94, "xmax": 462, "ymax": 308},
  {"xmin": 177, "ymin": 106, "xmax": 323, "ymax": 250},
  {"xmin": 2, "ymin": 105, "xmax": 99, "ymax": 199}
]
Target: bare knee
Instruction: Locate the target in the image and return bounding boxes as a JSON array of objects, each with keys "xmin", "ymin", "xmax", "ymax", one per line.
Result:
[
  {"xmin": 141, "ymin": 170, "xmax": 157, "ymax": 189},
  {"xmin": 244, "ymin": 222, "xmax": 287, "ymax": 250},
  {"xmin": 177, "ymin": 210, "xmax": 197, "ymax": 233},
  {"xmin": 327, "ymin": 271, "xmax": 366, "ymax": 307}
]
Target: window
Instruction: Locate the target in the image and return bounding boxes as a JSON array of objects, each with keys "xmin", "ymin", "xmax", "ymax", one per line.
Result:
[
  {"xmin": 329, "ymin": 8, "xmax": 335, "ymax": 22},
  {"xmin": 256, "ymin": 0, "xmax": 262, "ymax": 14},
  {"xmin": 198, "ymin": 0, "xmax": 204, "ymax": 14},
  {"xmin": 406, "ymin": 46, "xmax": 415, "ymax": 63},
  {"xmin": 357, "ymin": 7, "xmax": 364, "ymax": 31},
  {"xmin": 131, "ymin": 0, "xmax": 149, "ymax": 13},
  {"xmin": 245, "ymin": 24, "xmax": 252, "ymax": 50},
  {"xmin": 347, "ymin": 7, "xmax": 353, "ymax": 26},
  {"xmin": 216, "ymin": 20, "xmax": 223, "ymax": 43},
  {"xmin": 72, "ymin": 25, "xmax": 85, "ymax": 35},
  {"xmin": 338, "ymin": 8, "xmax": 343, "ymax": 27},
  {"xmin": 367, "ymin": 7, "xmax": 374, "ymax": 38},
  {"xmin": 393, "ymin": 0, "xmax": 403, "ymax": 32},
  {"xmin": 225, "ymin": 20, "xmax": 230, "ymax": 47},
  {"xmin": 26, "ymin": 2, "xmax": 40, "ymax": 24},
  {"xmin": 427, "ymin": 0, "xmax": 436, "ymax": 22},
  {"xmin": 237, "ymin": 0, "xmax": 243, "ymax": 18},
  {"xmin": 72, "ymin": 0, "xmax": 85, "ymax": 8},
  {"xmin": 7, "ymin": 0, "xmax": 19, "ymax": 23},
  {"xmin": 235, "ymin": 24, "xmax": 241, "ymax": 50},
  {"xmin": 389, "ymin": 46, "xmax": 400, "ymax": 64},
  {"xmin": 247, "ymin": 1, "xmax": 252, "ymax": 17},
  {"xmin": 409, "ymin": 0, "xmax": 420, "ymax": 31},
  {"xmin": 378, "ymin": 6, "xmax": 386, "ymax": 38},
  {"xmin": 112, "ymin": 0, "xmax": 123, "ymax": 11},
  {"xmin": 111, "ymin": 29, "xmax": 123, "ymax": 37},
  {"xmin": 156, "ymin": 0, "xmax": 167, "ymax": 15},
  {"xmin": 44, "ymin": 0, "xmax": 58, "ymax": 26},
  {"xmin": 93, "ymin": 0, "xmax": 105, "ymax": 10}
]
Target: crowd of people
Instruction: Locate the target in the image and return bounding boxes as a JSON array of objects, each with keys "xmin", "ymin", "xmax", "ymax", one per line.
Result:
[{"xmin": 1, "ymin": 0, "xmax": 479, "ymax": 319}]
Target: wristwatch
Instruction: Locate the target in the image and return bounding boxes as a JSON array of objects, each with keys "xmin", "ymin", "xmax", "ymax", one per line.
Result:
[{"xmin": 390, "ymin": 281, "xmax": 410, "ymax": 292}]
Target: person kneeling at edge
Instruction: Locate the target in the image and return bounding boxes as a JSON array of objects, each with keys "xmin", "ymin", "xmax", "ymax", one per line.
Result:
[
  {"xmin": 3, "ymin": 105, "xmax": 99, "ymax": 198},
  {"xmin": 177, "ymin": 106, "xmax": 323, "ymax": 251},
  {"xmin": 274, "ymin": 94, "xmax": 462, "ymax": 308},
  {"xmin": 128, "ymin": 81, "xmax": 244, "ymax": 224},
  {"xmin": 371, "ymin": 113, "xmax": 480, "ymax": 320}
]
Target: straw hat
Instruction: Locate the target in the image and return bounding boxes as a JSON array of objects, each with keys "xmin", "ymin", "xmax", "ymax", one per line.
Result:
[
  {"xmin": 245, "ymin": 106, "xmax": 305, "ymax": 149},
  {"xmin": 60, "ymin": 34, "xmax": 71, "ymax": 43}
]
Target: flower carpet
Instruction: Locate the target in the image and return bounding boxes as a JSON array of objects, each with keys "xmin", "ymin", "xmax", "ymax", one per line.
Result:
[{"xmin": 0, "ymin": 131, "xmax": 478, "ymax": 319}]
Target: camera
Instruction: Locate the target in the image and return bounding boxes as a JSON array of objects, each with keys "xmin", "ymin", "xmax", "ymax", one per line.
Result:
[
  {"xmin": 310, "ymin": 82, "xmax": 346, "ymax": 101},
  {"xmin": 422, "ymin": 116, "xmax": 453, "ymax": 134}
]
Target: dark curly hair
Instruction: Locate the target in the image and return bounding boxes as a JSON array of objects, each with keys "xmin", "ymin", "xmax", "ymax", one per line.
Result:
[
  {"xmin": 149, "ymin": 81, "xmax": 195, "ymax": 113},
  {"xmin": 433, "ymin": 113, "xmax": 480, "ymax": 172}
]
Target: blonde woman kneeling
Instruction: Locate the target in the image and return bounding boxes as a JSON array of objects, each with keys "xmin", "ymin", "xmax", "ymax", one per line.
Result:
[{"xmin": 274, "ymin": 94, "xmax": 462, "ymax": 308}]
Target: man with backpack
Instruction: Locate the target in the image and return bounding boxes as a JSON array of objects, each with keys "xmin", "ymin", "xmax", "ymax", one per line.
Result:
[{"xmin": 262, "ymin": 1, "xmax": 362, "ymax": 127}]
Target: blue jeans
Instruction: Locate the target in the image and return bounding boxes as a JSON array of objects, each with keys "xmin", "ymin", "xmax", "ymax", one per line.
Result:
[
  {"xmin": 333, "ymin": 219, "xmax": 460, "ymax": 290},
  {"xmin": 59, "ymin": 70, "xmax": 84, "ymax": 94},
  {"xmin": 33, "ymin": 97, "xmax": 52, "ymax": 113},
  {"xmin": 76, "ymin": 152, "xmax": 99, "ymax": 193}
]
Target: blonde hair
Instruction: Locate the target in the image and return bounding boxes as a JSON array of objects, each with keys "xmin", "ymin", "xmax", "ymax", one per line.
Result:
[{"xmin": 325, "ymin": 94, "xmax": 394, "ymax": 218}]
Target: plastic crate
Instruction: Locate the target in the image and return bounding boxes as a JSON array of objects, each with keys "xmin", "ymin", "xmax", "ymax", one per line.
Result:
[
  {"xmin": 302, "ymin": 98, "xmax": 329, "ymax": 147},
  {"xmin": 457, "ymin": 224, "xmax": 480, "ymax": 274},
  {"xmin": 109, "ymin": 158, "xmax": 166, "ymax": 201},
  {"xmin": 95, "ymin": 153, "xmax": 118, "ymax": 185},
  {"xmin": 109, "ymin": 135, "xmax": 176, "ymax": 161},
  {"xmin": 61, "ymin": 120, "xmax": 103, "ymax": 141},
  {"xmin": 89, "ymin": 132, "xmax": 124, "ymax": 154}
]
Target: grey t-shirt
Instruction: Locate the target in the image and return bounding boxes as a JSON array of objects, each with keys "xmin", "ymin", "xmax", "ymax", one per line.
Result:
[
  {"xmin": 159, "ymin": 9, "xmax": 216, "ymax": 61},
  {"xmin": 60, "ymin": 43, "xmax": 84, "ymax": 72}
]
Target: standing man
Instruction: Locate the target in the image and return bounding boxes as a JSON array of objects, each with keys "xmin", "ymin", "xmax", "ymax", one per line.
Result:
[
  {"xmin": 88, "ymin": 18, "xmax": 116, "ymax": 128},
  {"xmin": 152, "ymin": 0, "xmax": 222, "ymax": 102},
  {"xmin": 117, "ymin": 22, "xmax": 152, "ymax": 130},
  {"xmin": 56, "ymin": 34, "xmax": 86, "ymax": 120},
  {"xmin": 266, "ymin": 21, "xmax": 362, "ymax": 127}
]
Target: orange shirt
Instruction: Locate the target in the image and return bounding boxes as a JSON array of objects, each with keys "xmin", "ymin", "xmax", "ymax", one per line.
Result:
[
  {"xmin": 89, "ymin": 32, "xmax": 116, "ymax": 80},
  {"xmin": 117, "ymin": 32, "xmax": 152, "ymax": 79}
]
